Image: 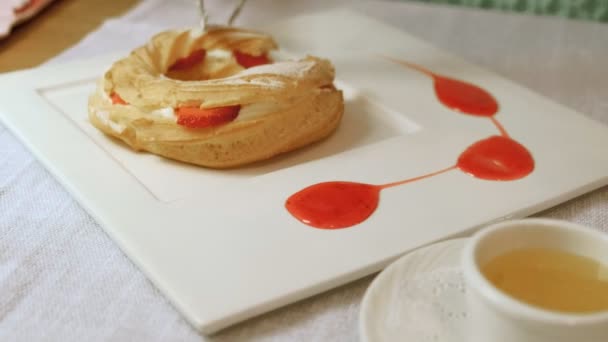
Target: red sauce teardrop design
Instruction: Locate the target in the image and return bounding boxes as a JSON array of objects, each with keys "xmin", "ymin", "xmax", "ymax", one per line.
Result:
[
  {"xmin": 285, "ymin": 182, "xmax": 380, "ymax": 229},
  {"xmin": 285, "ymin": 57, "xmax": 535, "ymax": 230},
  {"xmin": 433, "ymin": 76, "xmax": 499, "ymax": 117},
  {"xmin": 457, "ymin": 135, "xmax": 534, "ymax": 181}
]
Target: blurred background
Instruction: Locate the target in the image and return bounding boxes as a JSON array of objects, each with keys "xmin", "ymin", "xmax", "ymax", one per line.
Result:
[
  {"xmin": 418, "ymin": 0, "xmax": 607, "ymax": 21},
  {"xmin": 0, "ymin": 0, "xmax": 606, "ymax": 72}
]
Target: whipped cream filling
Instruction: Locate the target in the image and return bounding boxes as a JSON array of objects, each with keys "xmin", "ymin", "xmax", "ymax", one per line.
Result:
[
  {"xmin": 206, "ymin": 49, "xmax": 233, "ymax": 59},
  {"xmin": 94, "ymin": 109, "xmax": 126, "ymax": 134},
  {"xmin": 102, "ymin": 87, "xmax": 282, "ymax": 125},
  {"xmin": 103, "ymin": 84, "xmax": 329, "ymax": 127},
  {"xmin": 149, "ymin": 107, "xmax": 175, "ymax": 119},
  {"xmin": 141, "ymin": 102, "xmax": 283, "ymax": 124}
]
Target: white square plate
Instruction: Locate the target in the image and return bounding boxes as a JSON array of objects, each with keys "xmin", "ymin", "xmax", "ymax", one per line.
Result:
[{"xmin": 1, "ymin": 9, "xmax": 607, "ymax": 334}]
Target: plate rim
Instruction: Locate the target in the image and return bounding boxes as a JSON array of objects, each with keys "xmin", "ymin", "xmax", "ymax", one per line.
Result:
[{"xmin": 359, "ymin": 237, "xmax": 469, "ymax": 342}]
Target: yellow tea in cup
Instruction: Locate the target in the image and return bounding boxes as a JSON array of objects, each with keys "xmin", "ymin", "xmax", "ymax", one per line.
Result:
[{"xmin": 482, "ymin": 248, "xmax": 608, "ymax": 313}]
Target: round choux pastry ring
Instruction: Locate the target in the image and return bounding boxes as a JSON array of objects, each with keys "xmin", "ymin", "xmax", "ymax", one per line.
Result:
[{"xmin": 88, "ymin": 26, "xmax": 344, "ymax": 168}]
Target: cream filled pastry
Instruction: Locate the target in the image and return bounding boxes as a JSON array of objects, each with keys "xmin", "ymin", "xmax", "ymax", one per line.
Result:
[{"xmin": 88, "ymin": 26, "xmax": 344, "ymax": 168}]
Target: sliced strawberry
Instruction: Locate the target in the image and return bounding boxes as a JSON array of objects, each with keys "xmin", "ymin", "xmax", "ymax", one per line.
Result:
[
  {"xmin": 176, "ymin": 105, "xmax": 241, "ymax": 129},
  {"xmin": 110, "ymin": 92, "xmax": 127, "ymax": 105},
  {"xmin": 169, "ymin": 49, "xmax": 207, "ymax": 71},
  {"xmin": 234, "ymin": 51, "xmax": 271, "ymax": 68}
]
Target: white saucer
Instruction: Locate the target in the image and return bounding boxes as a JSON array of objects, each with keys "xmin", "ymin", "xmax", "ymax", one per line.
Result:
[{"xmin": 360, "ymin": 238, "xmax": 469, "ymax": 342}]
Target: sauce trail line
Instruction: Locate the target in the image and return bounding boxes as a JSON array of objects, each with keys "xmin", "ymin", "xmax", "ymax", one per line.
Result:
[{"xmin": 285, "ymin": 56, "xmax": 535, "ymax": 230}]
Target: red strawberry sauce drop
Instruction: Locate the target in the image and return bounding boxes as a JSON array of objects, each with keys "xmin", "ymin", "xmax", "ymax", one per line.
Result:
[
  {"xmin": 285, "ymin": 134, "xmax": 534, "ymax": 230},
  {"xmin": 433, "ymin": 76, "xmax": 499, "ymax": 117},
  {"xmin": 383, "ymin": 57, "xmax": 499, "ymax": 117},
  {"xmin": 285, "ymin": 58, "xmax": 535, "ymax": 230},
  {"xmin": 457, "ymin": 135, "xmax": 534, "ymax": 181},
  {"xmin": 285, "ymin": 182, "xmax": 381, "ymax": 229}
]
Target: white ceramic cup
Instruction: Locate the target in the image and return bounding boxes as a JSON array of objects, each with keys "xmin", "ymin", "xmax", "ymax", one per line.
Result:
[{"xmin": 462, "ymin": 218, "xmax": 608, "ymax": 342}]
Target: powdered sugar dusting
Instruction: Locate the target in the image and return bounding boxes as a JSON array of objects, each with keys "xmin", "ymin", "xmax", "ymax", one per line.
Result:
[
  {"xmin": 238, "ymin": 60, "xmax": 315, "ymax": 79},
  {"xmin": 211, "ymin": 60, "xmax": 316, "ymax": 88}
]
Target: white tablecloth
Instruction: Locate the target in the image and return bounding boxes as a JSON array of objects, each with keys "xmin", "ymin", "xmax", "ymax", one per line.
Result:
[{"xmin": 1, "ymin": 0, "xmax": 607, "ymax": 341}]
